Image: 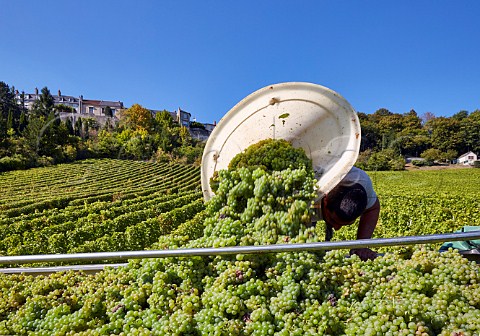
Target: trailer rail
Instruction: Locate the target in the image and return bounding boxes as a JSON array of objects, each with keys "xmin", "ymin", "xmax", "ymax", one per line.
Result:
[{"xmin": 0, "ymin": 231, "xmax": 479, "ymax": 275}]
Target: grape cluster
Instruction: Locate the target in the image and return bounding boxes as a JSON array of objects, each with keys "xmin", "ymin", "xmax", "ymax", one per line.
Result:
[
  {"xmin": 1, "ymin": 140, "xmax": 480, "ymax": 335},
  {"xmin": 227, "ymin": 139, "xmax": 313, "ymax": 173}
]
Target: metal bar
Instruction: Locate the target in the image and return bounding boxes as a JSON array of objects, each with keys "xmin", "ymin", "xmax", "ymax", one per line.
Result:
[
  {"xmin": 0, "ymin": 231, "xmax": 479, "ymax": 266},
  {"xmin": 0, "ymin": 263, "xmax": 127, "ymax": 275}
]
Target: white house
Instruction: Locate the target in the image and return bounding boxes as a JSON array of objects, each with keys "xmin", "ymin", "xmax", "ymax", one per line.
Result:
[{"xmin": 458, "ymin": 151, "xmax": 478, "ymax": 165}]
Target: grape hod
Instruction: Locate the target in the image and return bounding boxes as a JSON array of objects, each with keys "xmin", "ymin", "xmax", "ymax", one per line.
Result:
[{"xmin": 201, "ymin": 82, "xmax": 362, "ymax": 204}]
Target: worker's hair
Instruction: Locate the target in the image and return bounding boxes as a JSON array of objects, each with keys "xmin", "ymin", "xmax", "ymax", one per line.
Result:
[{"xmin": 326, "ymin": 183, "xmax": 367, "ymax": 222}]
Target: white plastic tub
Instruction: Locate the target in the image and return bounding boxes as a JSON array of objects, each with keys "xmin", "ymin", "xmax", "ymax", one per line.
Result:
[{"xmin": 201, "ymin": 82, "xmax": 361, "ymax": 202}]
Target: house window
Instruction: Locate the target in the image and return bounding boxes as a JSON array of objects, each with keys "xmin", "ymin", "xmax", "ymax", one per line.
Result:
[
  {"xmin": 89, "ymin": 107, "xmax": 94, "ymax": 114},
  {"xmin": 468, "ymin": 156, "xmax": 474, "ymax": 160}
]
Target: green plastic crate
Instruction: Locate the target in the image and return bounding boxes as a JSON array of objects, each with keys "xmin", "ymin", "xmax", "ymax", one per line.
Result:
[{"xmin": 440, "ymin": 226, "xmax": 480, "ymax": 262}]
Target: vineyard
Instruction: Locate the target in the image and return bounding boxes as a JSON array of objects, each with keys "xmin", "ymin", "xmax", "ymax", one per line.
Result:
[
  {"xmin": 0, "ymin": 159, "xmax": 203, "ymax": 259},
  {"xmin": 1, "ymin": 157, "xmax": 480, "ymax": 335}
]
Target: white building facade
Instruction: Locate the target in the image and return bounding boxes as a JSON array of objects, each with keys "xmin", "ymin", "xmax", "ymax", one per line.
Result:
[
  {"xmin": 16, "ymin": 88, "xmax": 124, "ymax": 117},
  {"xmin": 458, "ymin": 151, "xmax": 478, "ymax": 165}
]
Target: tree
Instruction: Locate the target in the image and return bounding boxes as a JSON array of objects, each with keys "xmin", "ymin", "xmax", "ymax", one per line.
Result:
[
  {"xmin": 96, "ymin": 130, "xmax": 121, "ymax": 158},
  {"xmin": 31, "ymin": 87, "xmax": 55, "ymax": 118},
  {"xmin": 19, "ymin": 91, "xmax": 27, "ymax": 114},
  {"xmin": 22, "ymin": 116, "xmax": 45, "ymax": 154},
  {"xmin": 33, "ymin": 111, "xmax": 64, "ymax": 159},
  {"xmin": 420, "ymin": 148, "xmax": 443, "ymax": 163},
  {"xmin": 152, "ymin": 110, "xmax": 178, "ymax": 152},
  {"xmin": 462, "ymin": 110, "xmax": 480, "ymax": 154},
  {"xmin": 358, "ymin": 112, "xmax": 381, "ymax": 151},
  {"xmin": 74, "ymin": 118, "xmax": 83, "ymax": 137},
  {"xmin": 442, "ymin": 149, "xmax": 458, "ymax": 163},
  {"xmin": 155, "ymin": 110, "xmax": 174, "ymax": 129},
  {"xmin": 80, "ymin": 118, "xmax": 99, "ymax": 140},
  {"xmin": 391, "ymin": 132, "xmax": 430, "ymax": 157},
  {"xmin": 6, "ymin": 110, "xmax": 13, "ymax": 131},
  {"xmin": 0, "ymin": 82, "xmax": 16, "ymax": 114},
  {"xmin": 452, "ymin": 110, "xmax": 469, "ymax": 120},
  {"xmin": 118, "ymin": 104, "xmax": 154, "ymax": 132},
  {"xmin": 377, "ymin": 113, "xmax": 403, "ymax": 150},
  {"xmin": 420, "ymin": 148, "xmax": 456, "ymax": 163},
  {"xmin": 179, "ymin": 126, "xmax": 192, "ymax": 146},
  {"xmin": 18, "ymin": 111, "xmax": 27, "ymax": 132},
  {"xmin": 0, "ymin": 81, "xmax": 21, "ymax": 139},
  {"xmin": 378, "ymin": 113, "xmax": 404, "ymax": 134},
  {"xmin": 65, "ymin": 118, "xmax": 75, "ymax": 135},
  {"xmin": 101, "ymin": 117, "xmax": 115, "ymax": 132},
  {"xmin": 391, "ymin": 110, "xmax": 429, "ymax": 156},
  {"xmin": 425, "ymin": 117, "xmax": 463, "ymax": 153},
  {"xmin": 402, "ymin": 109, "xmax": 423, "ymax": 130},
  {"xmin": 372, "ymin": 108, "xmax": 393, "ymax": 118}
]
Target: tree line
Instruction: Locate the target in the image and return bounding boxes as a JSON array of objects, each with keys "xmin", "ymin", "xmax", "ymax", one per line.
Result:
[
  {"xmin": 355, "ymin": 108, "xmax": 480, "ymax": 170},
  {"xmin": 0, "ymin": 81, "xmax": 204, "ymax": 171},
  {"xmin": 1, "ymin": 80, "xmax": 479, "ymax": 172}
]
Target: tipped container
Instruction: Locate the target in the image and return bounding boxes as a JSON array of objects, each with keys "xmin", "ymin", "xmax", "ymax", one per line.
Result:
[{"xmin": 201, "ymin": 82, "xmax": 361, "ymax": 202}]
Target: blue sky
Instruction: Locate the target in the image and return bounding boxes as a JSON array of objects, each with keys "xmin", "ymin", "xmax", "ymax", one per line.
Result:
[{"xmin": 1, "ymin": 1, "xmax": 479, "ymax": 123}]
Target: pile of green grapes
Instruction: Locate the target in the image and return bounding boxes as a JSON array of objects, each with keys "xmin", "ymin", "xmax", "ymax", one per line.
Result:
[
  {"xmin": 1, "ymin": 139, "xmax": 480, "ymax": 335},
  {"xmin": 228, "ymin": 139, "xmax": 313, "ymax": 172}
]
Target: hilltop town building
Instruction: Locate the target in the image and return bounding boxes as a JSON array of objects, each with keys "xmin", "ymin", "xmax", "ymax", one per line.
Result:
[
  {"xmin": 16, "ymin": 89, "xmax": 124, "ymax": 117},
  {"xmin": 15, "ymin": 88, "xmax": 214, "ymax": 137}
]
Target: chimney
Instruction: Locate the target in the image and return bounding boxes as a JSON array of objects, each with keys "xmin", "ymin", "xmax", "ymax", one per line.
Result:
[
  {"xmin": 214, "ymin": 121, "xmax": 216, "ymax": 126},
  {"xmin": 58, "ymin": 89, "xmax": 61, "ymax": 96},
  {"xmin": 35, "ymin": 87, "xmax": 38, "ymax": 95}
]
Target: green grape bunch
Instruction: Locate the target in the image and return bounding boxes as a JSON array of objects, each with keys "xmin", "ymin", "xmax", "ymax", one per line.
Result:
[
  {"xmin": 210, "ymin": 139, "xmax": 313, "ymax": 194},
  {"xmin": 228, "ymin": 139, "xmax": 313, "ymax": 173},
  {"xmin": 201, "ymin": 139, "xmax": 318, "ymax": 248}
]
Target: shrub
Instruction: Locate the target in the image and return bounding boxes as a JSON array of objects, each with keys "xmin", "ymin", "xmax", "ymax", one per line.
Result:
[
  {"xmin": 0, "ymin": 155, "xmax": 27, "ymax": 172},
  {"xmin": 36, "ymin": 155, "xmax": 55, "ymax": 167},
  {"xmin": 76, "ymin": 141, "xmax": 98, "ymax": 160},
  {"xmin": 366, "ymin": 149, "xmax": 405, "ymax": 171},
  {"xmin": 123, "ymin": 136, "xmax": 154, "ymax": 160},
  {"xmin": 63, "ymin": 145, "xmax": 77, "ymax": 162},
  {"xmin": 55, "ymin": 104, "xmax": 76, "ymax": 113},
  {"xmin": 412, "ymin": 159, "xmax": 432, "ymax": 167},
  {"xmin": 189, "ymin": 121, "xmax": 205, "ymax": 129},
  {"xmin": 389, "ymin": 156, "xmax": 406, "ymax": 170},
  {"xmin": 354, "ymin": 149, "xmax": 372, "ymax": 171},
  {"xmin": 95, "ymin": 130, "xmax": 121, "ymax": 158},
  {"xmin": 152, "ymin": 148, "xmax": 173, "ymax": 163},
  {"xmin": 174, "ymin": 145, "xmax": 204, "ymax": 165},
  {"xmin": 420, "ymin": 148, "xmax": 443, "ymax": 162}
]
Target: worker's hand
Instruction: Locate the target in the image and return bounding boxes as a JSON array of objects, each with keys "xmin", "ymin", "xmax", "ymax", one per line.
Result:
[{"xmin": 350, "ymin": 248, "xmax": 378, "ymax": 261}]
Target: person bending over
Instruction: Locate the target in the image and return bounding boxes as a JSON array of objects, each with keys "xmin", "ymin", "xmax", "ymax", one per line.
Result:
[{"xmin": 316, "ymin": 167, "xmax": 380, "ymax": 261}]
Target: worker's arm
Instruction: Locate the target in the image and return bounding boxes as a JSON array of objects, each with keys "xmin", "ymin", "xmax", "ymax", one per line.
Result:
[{"xmin": 350, "ymin": 198, "xmax": 380, "ymax": 261}]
